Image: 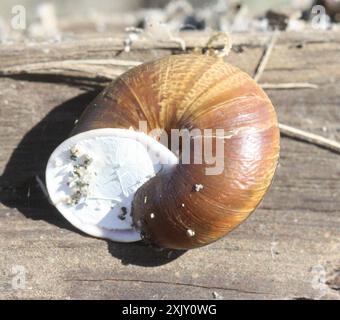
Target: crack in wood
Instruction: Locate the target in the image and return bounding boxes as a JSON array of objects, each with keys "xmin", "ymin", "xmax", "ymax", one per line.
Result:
[{"xmin": 63, "ymin": 277, "xmax": 274, "ymax": 296}]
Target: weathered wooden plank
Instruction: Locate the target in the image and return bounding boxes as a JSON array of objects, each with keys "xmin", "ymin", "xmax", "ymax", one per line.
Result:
[{"xmin": 0, "ymin": 31, "xmax": 339, "ymax": 300}]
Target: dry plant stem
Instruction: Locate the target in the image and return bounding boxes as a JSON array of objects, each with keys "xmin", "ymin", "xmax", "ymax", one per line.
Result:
[
  {"xmin": 254, "ymin": 31, "xmax": 279, "ymax": 82},
  {"xmin": 279, "ymin": 124, "xmax": 340, "ymax": 153},
  {"xmin": 0, "ymin": 59, "xmax": 142, "ymax": 78},
  {"xmin": 2, "ymin": 58, "xmax": 142, "ymax": 70},
  {"xmin": 261, "ymin": 83, "xmax": 319, "ymax": 90}
]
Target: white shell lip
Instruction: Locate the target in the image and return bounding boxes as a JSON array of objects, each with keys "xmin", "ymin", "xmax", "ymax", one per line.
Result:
[{"xmin": 45, "ymin": 128, "xmax": 178, "ymax": 243}]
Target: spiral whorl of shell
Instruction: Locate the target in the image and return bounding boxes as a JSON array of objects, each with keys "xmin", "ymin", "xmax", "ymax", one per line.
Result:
[{"xmin": 72, "ymin": 54, "xmax": 280, "ymax": 249}]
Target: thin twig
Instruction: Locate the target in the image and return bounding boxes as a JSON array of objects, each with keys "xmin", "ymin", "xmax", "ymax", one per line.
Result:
[
  {"xmin": 254, "ymin": 31, "xmax": 279, "ymax": 82},
  {"xmin": 0, "ymin": 59, "xmax": 142, "ymax": 78},
  {"xmin": 279, "ymin": 124, "xmax": 340, "ymax": 153},
  {"xmin": 260, "ymin": 82, "xmax": 319, "ymax": 90},
  {"xmin": 1, "ymin": 59, "xmax": 142, "ymax": 71}
]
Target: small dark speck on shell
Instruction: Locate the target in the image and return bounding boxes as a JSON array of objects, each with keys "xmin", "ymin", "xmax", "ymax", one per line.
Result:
[{"xmin": 118, "ymin": 207, "xmax": 128, "ymax": 220}]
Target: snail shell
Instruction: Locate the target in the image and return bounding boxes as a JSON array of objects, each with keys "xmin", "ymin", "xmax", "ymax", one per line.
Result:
[{"xmin": 70, "ymin": 54, "xmax": 280, "ymax": 250}]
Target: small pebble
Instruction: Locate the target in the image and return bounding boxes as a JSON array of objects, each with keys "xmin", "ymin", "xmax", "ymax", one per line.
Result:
[
  {"xmin": 83, "ymin": 155, "xmax": 93, "ymax": 167},
  {"xmin": 70, "ymin": 146, "xmax": 79, "ymax": 161},
  {"xmin": 212, "ymin": 291, "xmax": 223, "ymax": 300}
]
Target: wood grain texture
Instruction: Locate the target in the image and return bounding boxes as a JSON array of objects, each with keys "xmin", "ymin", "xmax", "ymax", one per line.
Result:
[{"xmin": 0, "ymin": 31, "xmax": 339, "ymax": 299}]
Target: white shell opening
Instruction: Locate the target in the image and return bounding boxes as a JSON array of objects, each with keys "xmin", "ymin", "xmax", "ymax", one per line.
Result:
[{"xmin": 45, "ymin": 128, "xmax": 178, "ymax": 242}]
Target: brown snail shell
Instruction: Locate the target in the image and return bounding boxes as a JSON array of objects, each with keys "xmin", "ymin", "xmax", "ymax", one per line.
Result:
[{"xmin": 72, "ymin": 54, "xmax": 280, "ymax": 250}]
